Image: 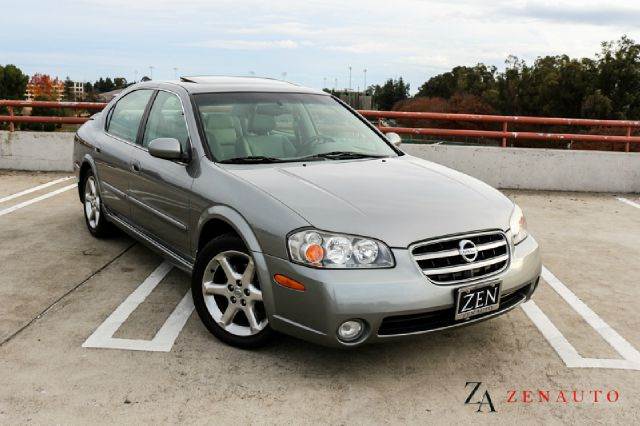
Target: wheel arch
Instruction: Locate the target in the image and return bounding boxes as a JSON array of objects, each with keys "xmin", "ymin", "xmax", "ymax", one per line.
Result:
[
  {"xmin": 196, "ymin": 205, "xmax": 263, "ymax": 257},
  {"xmin": 78, "ymin": 155, "xmax": 98, "ymax": 202}
]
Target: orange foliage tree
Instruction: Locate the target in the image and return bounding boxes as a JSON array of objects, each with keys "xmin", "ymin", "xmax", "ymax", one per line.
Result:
[
  {"xmin": 27, "ymin": 74, "xmax": 63, "ymax": 101},
  {"xmin": 23, "ymin": 74, "xmax": 64, "ymax": 131}
]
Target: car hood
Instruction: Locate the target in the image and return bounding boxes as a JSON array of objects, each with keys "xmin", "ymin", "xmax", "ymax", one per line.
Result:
[{"xmin": 223, "ymin": 155, "xmax": 514, "ymax": 248}]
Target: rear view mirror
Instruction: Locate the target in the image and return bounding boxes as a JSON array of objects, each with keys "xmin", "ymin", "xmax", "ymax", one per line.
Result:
[
  {"xmin": 148, "ymin": 138, "xmax": 182, "ymax": 160},
  {"xmin": 385, "ymin": 132, "xmax": 402, "ymax": 147}
]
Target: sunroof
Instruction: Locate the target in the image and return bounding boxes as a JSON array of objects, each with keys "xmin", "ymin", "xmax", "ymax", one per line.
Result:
[{"xmin": 179, "ymin": 76, "xmax": 287, "ymax": 84}]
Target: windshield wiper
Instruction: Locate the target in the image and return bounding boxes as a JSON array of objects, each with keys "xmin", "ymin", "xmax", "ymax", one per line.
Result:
[
  {"xmin": 296, "ymin": 151, "xmax": 387, "ymax": 161},
  {"xmin": 220, "ymin": 152, "xmax": 386, "ymax": 164},
  {"xmin": 219, "ymin": 156, "xmax": 285, "ymax": 164}
]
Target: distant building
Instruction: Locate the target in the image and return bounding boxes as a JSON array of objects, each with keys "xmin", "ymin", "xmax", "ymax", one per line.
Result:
[
  {"xmin": 70, "ymin": 81, "xmax": 85, "ymax": 100},
  {"xmin": 329, "ymin": 90, "xmax": 373, "ymax": 110}
]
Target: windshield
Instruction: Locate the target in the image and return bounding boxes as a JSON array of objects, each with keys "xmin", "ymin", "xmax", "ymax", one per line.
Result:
[{"xmin": 194, "ymin": 92, "xmax": 398, "ymax": 162}]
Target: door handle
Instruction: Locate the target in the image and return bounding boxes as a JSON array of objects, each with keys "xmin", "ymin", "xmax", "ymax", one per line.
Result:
[{"xmin": 131, "ymin": 161, "xmax": 141, "ymax": 172}]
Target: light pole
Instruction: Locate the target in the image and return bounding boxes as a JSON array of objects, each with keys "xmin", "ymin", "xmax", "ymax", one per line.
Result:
[
  {"xmin": 149, "ymin": 66, "xmax": 154, "ymax": 80},
  {"xmin": 334, "ymin": 77, "xmax": 338, "ymax": 91},
  {"xmin": 173, "ymin": 67, "xmax": 178, "ymax": 79},
  {"xmin": 363, "ymin": 69, "xmax": 367, "ymax": 94},
  {"xmin": 348, "ymin": 66, "xmax": 352, "ymax": 91},
  {"xmin": 323, "ymin": 77, "xmax": 327, "ymax": 89}
]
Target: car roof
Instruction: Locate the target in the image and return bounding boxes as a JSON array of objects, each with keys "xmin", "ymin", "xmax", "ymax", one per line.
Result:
[{"xmin": 137, "ymin": 76, "xmax": 328, "ymax": 95}]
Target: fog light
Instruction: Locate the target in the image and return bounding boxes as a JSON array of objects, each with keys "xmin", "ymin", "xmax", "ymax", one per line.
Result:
[{"xmin": 337, "ymin": 320, "xmax": 364, "ymax": 342}]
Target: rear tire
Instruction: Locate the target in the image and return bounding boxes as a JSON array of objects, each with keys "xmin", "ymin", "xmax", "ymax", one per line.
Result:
[
  {"xmin": 82, "ymin": 171, "xmax": 113, "ymax": 238},
  {"xmin": 192, "ymin": 234, "xmax": 273, "ymax": 349}
]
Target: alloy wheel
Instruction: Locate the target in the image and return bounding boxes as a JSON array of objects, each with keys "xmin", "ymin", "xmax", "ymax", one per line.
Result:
[
  {"xmin": 201, "ymin": 250, "xmax": 267, "ymax": 336},
  {"xmin": 84, "ymin": 176, "xmax": 100, "ymax": 229}
]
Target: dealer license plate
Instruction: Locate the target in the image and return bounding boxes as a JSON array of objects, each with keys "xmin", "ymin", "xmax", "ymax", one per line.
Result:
[{"xmin": 454, "ymin": 281, "xmax": 501, "ymax": 320}]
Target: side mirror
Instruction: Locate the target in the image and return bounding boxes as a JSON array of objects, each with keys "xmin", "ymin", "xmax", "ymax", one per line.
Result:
[
  {"xmin": 148, "ymin": 138, "xmax": 183, "ymax": 160},
  {"xmin": 385, "ymin": 132, "xmax": 402, "ymax": 147}
]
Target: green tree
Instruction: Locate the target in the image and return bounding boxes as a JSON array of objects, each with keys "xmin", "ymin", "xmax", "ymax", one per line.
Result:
[
  {"xmin": 0, "ymin": 64, "xmax": 29, "ymax": 128},
  {"xmin": 372, "ymin": 77, "xmax": 410, "ymax": 110},
  {"xmin": 417, "ymin": 64, "xmax": 498, "ymax": 103},
  {"xmin": 83, "ymin": 82, "xmax": 98, "ymax": 101},
  {"xmin": 103, "ymin": 77, "xmax": 115, "ymax": 92},
  {"xmin": 595, "ymin": 36, "xmax": 640, "ymax": 119},
  {"xmin": 93, "ymin": 76, "xmax": 122, "ymax": 93},
  {"xmin": 63, "ymin": 76, "xmax": 75, "ymax": 102},
  {"xmin": 415, "ymin": 35, "xmax": 640, "ymax": 121},
  {"xmin": 113, "ymin": 77, "xmax": 127, "ymax": 89},
  {"xmin": 581, "ymin": 90, "xmax": 613, "ymax": 118},
  {"xmin": 0, "ymin": 64, "xmax": 29, "ymax": 100},
  {"xmin": 495, "ymin": 55, "xmax": 529, "ymax": 115}
]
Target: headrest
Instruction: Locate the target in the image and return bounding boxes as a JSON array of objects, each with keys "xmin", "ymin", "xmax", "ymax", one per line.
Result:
[
  {"xmin": 205, "ymin": 114, "xmax": 235, "ymax": 130},
  {"xmin": 232, "ymin": 104, "xmax": 252, "ymax": 117},
  {"xmin": 249, "ymin": 114, "xmax": 275, "ymax": 135},
  {"xmin": 255, "ymin": 103, "xmax": 289, "ymax": 116}
]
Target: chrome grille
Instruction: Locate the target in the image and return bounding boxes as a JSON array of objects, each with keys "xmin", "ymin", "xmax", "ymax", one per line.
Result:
[{"xmin": 410, "ymin": 231, "xmax": 510, "ymax": 284}]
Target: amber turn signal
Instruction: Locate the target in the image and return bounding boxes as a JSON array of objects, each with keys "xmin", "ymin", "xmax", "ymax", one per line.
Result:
[
  {"xmin": 274, "ymin": 274, "xmax": 306, "ymax": 291},
  {"xmin": 304, "ymin": 243, "xmax": 324, "ymax": 264}
]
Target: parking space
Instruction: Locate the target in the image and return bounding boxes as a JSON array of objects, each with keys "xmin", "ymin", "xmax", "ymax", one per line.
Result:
[{"xmin": 1, "ymin": 171, "xmax": 639, "ymax": 423}]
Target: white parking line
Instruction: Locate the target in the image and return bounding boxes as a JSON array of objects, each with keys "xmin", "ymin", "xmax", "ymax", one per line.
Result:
[
  {"xmin": 617, "ymin": 197, "xmax": 640, "ymax": 209},
  {"xmin": 0, "ymin": 176, "xmax": 73, "ymax": 204},
  {"xmin": 84, "ymin": 260, "xmax": 640, "ymax": 363},
  {"xmin": 0, "ymin": 183, "xmax": 77, "ymax": 217},
  {"xmin": 82, "ymin": 261, "xmax": 195, "ymax": 352},
  {"xmin": 522, "ymin": 266, "xmax": 640, "ymax": 370}
]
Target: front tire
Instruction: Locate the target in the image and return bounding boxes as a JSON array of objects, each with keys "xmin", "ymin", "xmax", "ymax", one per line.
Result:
[
  {"xmin": 192, "ymin": 234, "xmax": 273, "ymax": 349},
  {"xmin": 82, "ymin": 172, "xmax": 112, "ymax": 238}
]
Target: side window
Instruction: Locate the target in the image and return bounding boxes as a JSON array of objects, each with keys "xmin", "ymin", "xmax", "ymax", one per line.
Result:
[
  {"xmin": 106, "ymin": 90, "xmax": 153, "ymax": 143},
  {"xmin": 142, "ymin": 91, "xmax": 189, "ymax": 151}
]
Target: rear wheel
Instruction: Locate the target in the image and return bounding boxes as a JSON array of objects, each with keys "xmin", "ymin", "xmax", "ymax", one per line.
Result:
[
  {"xmin": 82, "ymin": 172, "xmax": 112, "ymax": 238},
  {"xmin": 192, "ymin": 234, "xmax": 273, "ymax": 349}
]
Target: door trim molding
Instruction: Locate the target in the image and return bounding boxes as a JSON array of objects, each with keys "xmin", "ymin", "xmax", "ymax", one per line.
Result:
[
  {"xmin": 127, "ymin": 193, "xmax": 188, "ymax": 231},
  {"xmin": 101, "ymin": 180, "xmax": 127, "ymax": 199},
  {"xmin": 102, "ymin": 180, "xmax": 188, "ymax": 231}
]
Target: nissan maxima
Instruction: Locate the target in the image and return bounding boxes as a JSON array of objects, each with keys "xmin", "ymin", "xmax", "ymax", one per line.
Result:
[{"xmin": 73, "ymin": 76, "xmax": 541, "ymax": 348}]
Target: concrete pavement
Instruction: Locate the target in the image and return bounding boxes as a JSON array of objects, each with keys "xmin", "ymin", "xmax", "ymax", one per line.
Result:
[{"xmin": 1, "ymin": 172, "xmax": 639, "ymax": 424}]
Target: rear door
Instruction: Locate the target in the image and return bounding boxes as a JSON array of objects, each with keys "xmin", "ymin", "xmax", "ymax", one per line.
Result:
[
  {"xmin": 128, "ymin": 90, "xmax": 193, "ymax": 257},
  {"xmin": 97, "ymin": 89, "xmax": 154, "ymax": 218}
]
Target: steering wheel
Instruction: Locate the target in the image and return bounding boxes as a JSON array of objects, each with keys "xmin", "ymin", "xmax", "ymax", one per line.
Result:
[
  {"xmin": 297, "ymin": 134, "xmax": 337, "ymax": 156},
  {"xmin": 306, "ymin": 134, "xmax": 336, "ymax": 145}
]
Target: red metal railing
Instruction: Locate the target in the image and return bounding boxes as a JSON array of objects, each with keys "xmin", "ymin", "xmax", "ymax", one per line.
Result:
[
  {"xmin": 358, "ymin": 110, "xmax": 640, "ymax": 152},
  {"xmin": 1, "ymin": 100, "xmax": 639, "ymax": 152},
  {"xmin": 0, "ymin": 100, "xmax": 107, "ymax": 132}
]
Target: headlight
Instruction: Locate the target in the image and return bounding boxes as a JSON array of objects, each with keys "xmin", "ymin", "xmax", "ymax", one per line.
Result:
[
  {"xmin": 287, "ymin": 229, "xmax": 394, "ymax": 268},
  {"xmin": 510, "ymin": 204, "xmax": 528, "ymax": 245}
]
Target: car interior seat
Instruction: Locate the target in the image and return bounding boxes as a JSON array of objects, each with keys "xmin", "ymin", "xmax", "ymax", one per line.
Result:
[
  {"xmin": 245, "ymin": 114, "xmax": 296, "ymax": 158},
  {"xmin": 203, "ymin": 114, "xmax": 251, "ymax": 160}
]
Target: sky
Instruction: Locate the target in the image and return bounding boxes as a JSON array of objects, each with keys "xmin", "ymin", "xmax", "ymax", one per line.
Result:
[{"xmin": 1, "ymin": 0, "xmax": 639, "ymax": 93}]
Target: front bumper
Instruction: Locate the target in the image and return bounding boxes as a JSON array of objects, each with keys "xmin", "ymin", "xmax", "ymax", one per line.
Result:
[{"xmin": 258, "ymin": 235, "xmax": 541, "ymax": 347}]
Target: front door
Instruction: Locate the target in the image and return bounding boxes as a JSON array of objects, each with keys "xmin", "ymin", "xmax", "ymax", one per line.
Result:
[{"xmin": 128, "ymin": 90, "xmax": 194, "ymax": 258}]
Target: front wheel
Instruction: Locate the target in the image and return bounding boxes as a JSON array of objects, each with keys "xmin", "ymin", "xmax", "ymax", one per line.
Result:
[{"xmin": 192, "ymin": 234, "xmax": 273, "ymax": 349}]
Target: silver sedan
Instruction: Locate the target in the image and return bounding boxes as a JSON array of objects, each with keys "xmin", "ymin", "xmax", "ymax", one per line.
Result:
[{"xmin": 73, "ymin": 76, "xmax": 541, "ymax": 348}]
